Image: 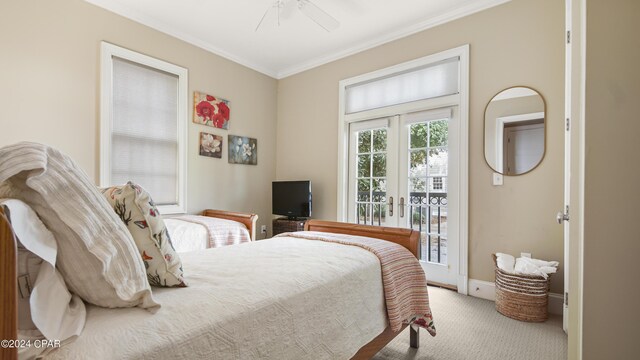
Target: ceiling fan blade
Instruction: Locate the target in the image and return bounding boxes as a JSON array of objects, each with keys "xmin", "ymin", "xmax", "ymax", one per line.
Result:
[
  {"xmin": 255, "ymin": 1, "xmax": 283, "ymax": 32},
  {"xmin": 255, "ymin": 6, "xmax": 272, "ymax": 32},
  {"xmin": 297, "ymin": 0, "xmax": 340, "ymax": 32}
]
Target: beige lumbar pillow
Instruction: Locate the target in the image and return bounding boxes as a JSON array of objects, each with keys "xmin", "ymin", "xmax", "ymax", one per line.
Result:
[
  {"xmin": 102, "ymin": 182, "xmax": 186, "ymax": 287},
  {"xmin": 0, "ymin": 142, "xmax": 158, "ymax": 310}
]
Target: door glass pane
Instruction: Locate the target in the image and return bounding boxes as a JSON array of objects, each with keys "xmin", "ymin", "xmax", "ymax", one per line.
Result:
[
  {"xmin": 358, "ymin": 179, "xmax": 370, "ymax": 201},
  {"xmin": 372, "ymin": 178, "xmax": 386, "ymax": 201},
  {"xmin": 428, "ymin": 148, "xmax": 448, "ymax": 176},
  {"xmin": 410, "ymin": 123, "xmax": 428, "ymax": 148},
  {"xmin": 410, "ymin": 150, "xmax": 427, "ymax": 177},
  {"xmin": 429, "ymin": 119, "xmax": 448, "ymax": 147},
  {"xmin": 373, "ymin": 129, "xmax": 387, "ymax": 152},
  {"xmin": 410, "ymin": 177, "xmax": 426, "ymax": 192},
  {"xmin": 355, "ymin": 126, "xmax": 388, "ymax": 226},
  {"xmin": 358, "ymin": 130, "xmax": 371, "ymax": 153},
  {"xmin": 358, "ymin": 154, "xmax": 371, "ymax": 177},
  {"xmin": 429, "ymin": 235, "xmax": 448, "ymax": 264},
  {"xmin": 407, "ymin": 119, "xmax": 449, "ymax": 264},
  {"xmin": 372, "ymin": 154, "xmax": 386, "ymax": 177},
  {"xmin": 430, "ymin": 206, "xmax": 448, "ymax": 237}
]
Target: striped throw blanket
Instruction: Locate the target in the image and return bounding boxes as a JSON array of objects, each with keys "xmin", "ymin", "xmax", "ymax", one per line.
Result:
[
  {"xmin": 275, "ymin": 231, "xmax": 436, "ymax": 336},
  {"xmin": 171, "ymin": 215, "xmax": 251, "ymax": 248}
]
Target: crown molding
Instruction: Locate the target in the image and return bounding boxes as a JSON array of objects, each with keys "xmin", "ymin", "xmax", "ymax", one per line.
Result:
[
  {"xmin": 85, "ymin": 0, "xmax": 512, "ymax": 80},
  {"xmin": 276, "ymin": 0, "xmax": 511, "ymax": 78},
  {"xmin": 84, "ymin": 0, "xmax": 280, "ymax": 78}
]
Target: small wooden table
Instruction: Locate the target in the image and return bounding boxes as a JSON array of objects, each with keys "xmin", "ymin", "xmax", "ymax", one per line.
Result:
[{"xmin": 272, "ymin": 218, "xmax": 307, "ymax": 236}]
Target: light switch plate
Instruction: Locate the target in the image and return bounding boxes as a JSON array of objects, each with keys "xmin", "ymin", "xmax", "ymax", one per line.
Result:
[
  {"xmin": 261, "ymin": 225, "xmax": 267, "ymax": 234},
  {"xmin": 492, "ymin": 173, "xmax": 503, "ymax": 186}
]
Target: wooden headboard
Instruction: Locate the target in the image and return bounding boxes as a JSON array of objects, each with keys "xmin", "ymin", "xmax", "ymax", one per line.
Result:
[
  {"xmin": 0, "ymin": 206, "xmax": 18, "ymax": 360},
  {"xmin": 304, "ymin": 220, "xmax": 420, "ymax": 259},
  {"xmin": 201, "ymin": 209, "xmax": 259, "ymax": 241}
]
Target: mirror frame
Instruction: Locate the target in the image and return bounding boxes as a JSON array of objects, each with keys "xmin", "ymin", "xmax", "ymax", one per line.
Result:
[{"xmin": 483, "ymin": 85, "xmax": 547, "ymax": 176}]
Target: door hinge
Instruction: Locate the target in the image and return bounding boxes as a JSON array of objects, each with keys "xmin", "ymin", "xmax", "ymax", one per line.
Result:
[
  {"xmin": 566, "ymin": 118, "xmax": 570, "ymax": 131},
  {"xmin": 567, "ymin": 30, "xmax": 571, "ymax": 44},
  {"xmin": 565, "ymin": 291, "xmax": 569, "ymax": 306}
]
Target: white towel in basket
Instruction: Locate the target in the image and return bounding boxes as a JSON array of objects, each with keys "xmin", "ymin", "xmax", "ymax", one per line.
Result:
[
  {"xmin": 514, "ymin": 257, "xmax": 559, "ymax": 279},
  {"xmin": 496, "ymin": 253, "xmax": 516, "ymax": 273}
]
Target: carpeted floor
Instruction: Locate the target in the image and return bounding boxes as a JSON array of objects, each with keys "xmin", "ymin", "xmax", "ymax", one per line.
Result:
[{"xmin": 373, "ymin": 286, "xmax": 567, "ymax": 360}]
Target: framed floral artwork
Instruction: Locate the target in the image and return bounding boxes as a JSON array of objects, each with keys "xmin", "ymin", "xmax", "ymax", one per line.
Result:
[
  {"xmin": 228, "ymin": 135, "xmax": 257, "ymax": 165},
  {"xmin": 199, "ymin": 132, "xmax": 223, "ymax": 158},
  {"xmin": 193, "ymin": 91, "xmax": 230, "ymax": 129}
]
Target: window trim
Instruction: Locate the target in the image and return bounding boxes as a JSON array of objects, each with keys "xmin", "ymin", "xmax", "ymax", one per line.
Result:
[{"xmin": 99, "ymin": 41, "xmax": 188, "ymax": 214}]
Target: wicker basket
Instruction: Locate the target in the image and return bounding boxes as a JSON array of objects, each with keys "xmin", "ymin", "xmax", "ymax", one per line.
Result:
[{"xmin": 492, "ymin": 254, "xmax": 551, "ymax": 322}]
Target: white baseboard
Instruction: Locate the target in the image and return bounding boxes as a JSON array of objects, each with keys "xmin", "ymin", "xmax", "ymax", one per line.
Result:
[
  {"xmin": 468, "ymin": 278, "xmax": 563, "ymax": 315},
  {"xmin": 468, "ymin": 279, "xmax": 496, "ymax": 301}
]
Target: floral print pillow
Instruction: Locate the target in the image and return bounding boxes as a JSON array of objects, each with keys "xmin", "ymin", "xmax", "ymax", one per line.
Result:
[{"xmin": 101, "ymin": 182, "xmax": 186, "ymax": 287}]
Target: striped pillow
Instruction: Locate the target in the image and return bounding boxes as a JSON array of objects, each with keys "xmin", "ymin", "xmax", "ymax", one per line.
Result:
[{"xmin": 0, "ymin": 142, "xmax": 158, "ymax": 310}]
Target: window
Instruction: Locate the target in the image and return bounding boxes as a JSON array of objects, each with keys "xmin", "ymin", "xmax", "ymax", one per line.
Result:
[
  {"xmin": 432, "ymin": 177, "xmax": 443, "ymax": 191},
  {"xmin": 100, "ymin": 42, "xmax": 188, "ymax": 214},
  {"xmin": 344, "ymin": 57, "xmax": 459, "ymax": 114}
]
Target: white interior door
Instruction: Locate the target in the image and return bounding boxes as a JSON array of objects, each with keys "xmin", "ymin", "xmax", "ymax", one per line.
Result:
[
  {"xmin": 561, "ymin": 0, "xmax": 573, "ymax": 334},
  {"xmin": 504, "ymin": 123, "xmax": 545, "ymax": 175}
]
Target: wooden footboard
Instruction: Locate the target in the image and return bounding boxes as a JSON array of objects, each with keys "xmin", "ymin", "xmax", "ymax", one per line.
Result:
[
  {"xmin": 201, "ymin": 209, "xmax": 259, "ymax": 241},
  {"xmin": 0, "ymin": 206, "xmax": 18, "ymax": 360},
  {"xmin": 304, "ymin": 220, "xmax": 421, "ymax": 358},
  {"xmin": 304, "ymin": 220, "xmax": 420, "ymax": 258}
]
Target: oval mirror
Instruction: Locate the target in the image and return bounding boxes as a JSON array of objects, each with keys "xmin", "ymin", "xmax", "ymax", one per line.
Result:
[{"xmin": 484, "ymin": 86, "xmax": 546, "ymax": 175}]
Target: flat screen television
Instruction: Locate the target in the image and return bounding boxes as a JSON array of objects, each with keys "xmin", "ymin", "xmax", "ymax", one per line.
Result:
[{"xmin": 272, "ymin": 180, "xmax": 312, "ymax": 219}]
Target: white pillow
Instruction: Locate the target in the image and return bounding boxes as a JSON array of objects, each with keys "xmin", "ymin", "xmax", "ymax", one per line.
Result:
[
  {"xmin": 0, "ymin": 142, "xmax": 158, "ymax": 310},
  {"xmin": 2, "ymin": 199, "xmax": 85, "ymax": 341}
]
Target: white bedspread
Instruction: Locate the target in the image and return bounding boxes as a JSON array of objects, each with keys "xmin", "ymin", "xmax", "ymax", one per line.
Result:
[
  {"xmin": 165, "ymin": 216, "xmax": 251, "ymax": 252},
  {"xmin": 44, "ymin": 237, "xmax": 388, "ymax": 360}
]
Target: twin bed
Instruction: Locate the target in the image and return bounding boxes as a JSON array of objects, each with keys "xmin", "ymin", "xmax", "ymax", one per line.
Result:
[
  {"xmin": 1, "ymin": 207, "xmax": 428, "ymax": 360},
  {"xmin": 164, "ymin": 209, "xmax": 258, "ymax": 252}
]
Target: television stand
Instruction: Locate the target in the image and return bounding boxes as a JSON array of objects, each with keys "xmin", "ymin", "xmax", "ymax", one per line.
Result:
[{"xmin": 272, "ymin": 217, "xmax": 308, "ymax": 236}]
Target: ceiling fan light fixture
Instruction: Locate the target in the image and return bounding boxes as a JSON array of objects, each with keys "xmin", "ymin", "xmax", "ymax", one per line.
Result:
[{"xmin": 255, "ymin": 0, "xmax": 340, "ymax": 33}]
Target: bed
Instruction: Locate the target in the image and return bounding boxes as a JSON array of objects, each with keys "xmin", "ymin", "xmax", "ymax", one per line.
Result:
[
  {"xmin": 164, "ymin": 209, "xmax": 258, "ymax": 252},
  {"xmin": 1, "ymin": 211, "xmax": 426, "ymax": 360}
]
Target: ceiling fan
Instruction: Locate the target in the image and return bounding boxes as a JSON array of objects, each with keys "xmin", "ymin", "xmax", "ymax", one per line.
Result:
[{"xmin": 255, "ymin": 0, "xmax": 340, "ymax": 32}]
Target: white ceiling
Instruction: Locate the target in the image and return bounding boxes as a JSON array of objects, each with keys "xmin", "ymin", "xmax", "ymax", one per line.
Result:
[{"xmin": 85, "ymin": 0, "xmax": 509, "ymax": 79}]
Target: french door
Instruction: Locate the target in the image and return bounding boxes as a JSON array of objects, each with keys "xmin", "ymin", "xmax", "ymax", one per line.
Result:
[{"xmin": 347, "ymin": 107, "xmax": 460, "ymax": 287}]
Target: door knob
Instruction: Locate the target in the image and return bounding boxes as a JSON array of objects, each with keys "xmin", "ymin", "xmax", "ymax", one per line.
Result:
[
  {"xmin": 556, "ymin": 208, "xmax": 570, "ymax": 224},
  {"xmin": 399, "ymin": 197, "xmax": 405, "ymax": 218},
  {"xmin": 388, "ymin": 197, "xmax": 394, "ymax": 217}
]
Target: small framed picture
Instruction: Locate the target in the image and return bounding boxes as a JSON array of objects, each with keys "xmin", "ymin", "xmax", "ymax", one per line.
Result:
[
  {"xmin": 193, "ymin": 91, "xmax": 230, "ymax": 129},
  {"xmin": 199, "ymin": 132, "xmax": 223, "ymax": 158},
  {"xmin": 228, "ymin": 135, "xmax": 257, "ymax": 165}
]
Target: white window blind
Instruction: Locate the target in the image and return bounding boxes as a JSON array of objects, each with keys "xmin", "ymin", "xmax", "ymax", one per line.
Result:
[
  {"xmin": 101, "ymin": 42, "xmax": 188, "ymax": 214},
  {"xmin": 345, "ymin": 57, "xmax": 459, "ymax": 114},
  {"xmin": 111, "ymin": 58, "xmax": 179, "ymax": 205}
]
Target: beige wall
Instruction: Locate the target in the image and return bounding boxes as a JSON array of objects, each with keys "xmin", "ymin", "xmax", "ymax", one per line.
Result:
[
  {"xmin": 582, "ymin": 0, "xmax": 640, "ymax": 358},
  {"xmin": 0, "ymin": 0, "xmax": 278, "ymax": 235},
  {"xmin": 277, "ymin": 0, "xmax": 565, "ymax": 292}
]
